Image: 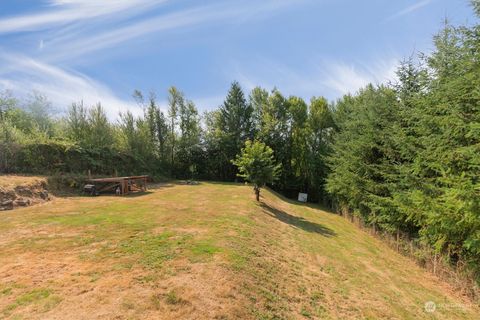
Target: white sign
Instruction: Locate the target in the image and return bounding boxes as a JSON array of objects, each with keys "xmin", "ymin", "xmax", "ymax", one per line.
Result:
[{"xmin": 298, "ymin": 193, "xmax": 308, "ymax": 203}]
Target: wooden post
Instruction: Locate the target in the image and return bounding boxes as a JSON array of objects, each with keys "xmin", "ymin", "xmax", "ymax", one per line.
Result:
[
  {"xmin": 122, "ymin": 179, "xmax": 127, "ymax": 195},
  {"xmin": 396, "ymin": 228, "xmax": 400, "ymax": 251}
]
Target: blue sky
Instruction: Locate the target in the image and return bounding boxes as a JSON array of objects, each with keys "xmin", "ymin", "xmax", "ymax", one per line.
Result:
[{"xmin": 0, "ymin": 0, "xmax": 476, "ymax": 118}]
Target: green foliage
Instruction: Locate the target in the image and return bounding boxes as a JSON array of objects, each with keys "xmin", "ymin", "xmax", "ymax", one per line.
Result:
[
  {"xmin": 326, "ymin": 14, "xmax": 480, "ymax": 280},
  {"xmin": 65, "ymin": 101, "xmax": 88, "ymax": 143},
  {"xmin": 167, "ymin": 87, "xmax": 180, "ymax": 175},
  {"xmin": 473, "ymin": 0, "xmax": 480, "ymax": 16},
  {"xmin": 255, "ymin": 89, "xmax": 290, "ymax": 189},
  {"xmin": 208, "ymin": 81, "xmax": 254, "ymax": 180},
  {"xmin": 327, "ymin": 85, "xmax": 402, "ymax": 230},
  {"xmin": 288, "ymin": 96, "xmax": 309, "ymax": 190},
  {"xmin": 244, "ymin": 89, "xmax": 336, "ymax": 201},
  {"xmin": 0, "ymin": 118, "xmax": 27, "ymax": 172},
  {"xmin": 25, "ymin": 92, "xmax": 56, "ymax": 135},
  {"xmin": 65, "ymin": 102, "xmax": 114, "ymax": 150},
  {"xmin": 232, "ymin": 140, "xmax": 281, "ymax": 200},
  {"xmin": 1, "ymin": 84, "xmax": 335, "ymax": 201},
  {"xmin": 0, "ymin": 90, "xmax": 17, "ymax": 121},
  {"xmin": 396, "ymin": 20, "xmax": 480, "ymax": 265},
  {"xmin": 177, "ymin": 99, "xmax": 202, "ymax": 178},
  {"xmin": 307, "ymin": 96, "xmax": 335, "ymax": 203}
]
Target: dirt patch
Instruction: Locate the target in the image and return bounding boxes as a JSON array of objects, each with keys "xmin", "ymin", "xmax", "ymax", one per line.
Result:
[{"xmin": 0, "ymin": 176, "xmax": 51, "ymax": 211}]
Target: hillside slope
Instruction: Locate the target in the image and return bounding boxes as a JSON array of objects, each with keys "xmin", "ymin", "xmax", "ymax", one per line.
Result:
[{"xmin": 0, "ymin": 181, "xmax": 478, "ymax": 319}]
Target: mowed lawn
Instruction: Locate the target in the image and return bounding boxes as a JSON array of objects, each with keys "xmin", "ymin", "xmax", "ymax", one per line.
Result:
[{"xmin": 0, "ymin": 182, "xmax": 478, "ymax": 319}]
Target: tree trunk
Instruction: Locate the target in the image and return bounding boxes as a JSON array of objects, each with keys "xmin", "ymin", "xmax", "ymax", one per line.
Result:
[
  {"xmin": 254, "ymin": 186, "xmax": 260, "ymax": 201},
  {"xmin": 171, "ymin": 117, "xmax": 175, "ymax": 178}
]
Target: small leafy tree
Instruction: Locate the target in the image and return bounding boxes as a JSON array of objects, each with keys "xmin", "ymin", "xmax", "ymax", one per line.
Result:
[{"xmin": 232, "ymin": 140, "xmax": 281, "ymax": 201}]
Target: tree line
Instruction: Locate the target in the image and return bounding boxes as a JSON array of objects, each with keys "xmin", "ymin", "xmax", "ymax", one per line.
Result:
[
  {"xmin": 1, "ymin": 2, "xmax": 479, "ymax": 285},
  {"xmin": 0, "ymin": 81, "xmax": 335, "ymax": 202},
  {"xmin": 326, "ymin": 10, "xmax": 480, "ymax": 285},
  {"xmin": 0, "ymin": 82, "xmax": 334, "ymax": 200}
]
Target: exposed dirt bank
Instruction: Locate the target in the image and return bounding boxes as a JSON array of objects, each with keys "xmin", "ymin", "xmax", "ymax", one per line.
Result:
[{"xmin": 0, "ymin": 176, "xmax": 51, "ymax": 211}]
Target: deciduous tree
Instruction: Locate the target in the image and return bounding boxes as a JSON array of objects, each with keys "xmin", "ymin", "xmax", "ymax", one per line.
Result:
[{"xmin": 232, "ymin": 140, "xmax": 281, "ymax": 201}]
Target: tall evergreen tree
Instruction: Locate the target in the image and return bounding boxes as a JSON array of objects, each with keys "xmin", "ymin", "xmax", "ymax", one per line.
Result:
[
  {"xmin": 394, "ymin": 20, "xmax": 480, "ymax": 264},
  {"xmin": 216, "ymin": 81, "xmax": 254, "ymax": 179},
  {"xmin": 327, "ymin": 85, "xmax": 401, "ymax": 231}
]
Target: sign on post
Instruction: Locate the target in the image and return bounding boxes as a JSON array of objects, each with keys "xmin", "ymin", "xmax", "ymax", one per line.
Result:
[{"xmin": 298, "ymin": 193, "xmax": 308, "ymax": 203}]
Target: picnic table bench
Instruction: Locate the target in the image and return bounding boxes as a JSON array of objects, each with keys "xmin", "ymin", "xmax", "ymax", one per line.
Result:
[{"xmin": 85, "ymin": 175, "xmax": 148, "ymax": 195}]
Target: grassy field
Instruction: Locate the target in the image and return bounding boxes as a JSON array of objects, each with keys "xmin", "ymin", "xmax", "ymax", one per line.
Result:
[{"xmin": 0, "ymin": 181, "xmax": 478, "ymax": 319}]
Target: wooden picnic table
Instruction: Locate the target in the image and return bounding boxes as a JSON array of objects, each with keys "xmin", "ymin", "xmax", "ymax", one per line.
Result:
[{"xmin": 86, "ymin": 175, "xmax": 148, "ymax": 195}]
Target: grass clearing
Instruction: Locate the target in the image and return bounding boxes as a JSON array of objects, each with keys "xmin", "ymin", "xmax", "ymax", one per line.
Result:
[{"xmin": 0, "ymin": 180, "xmax": 479, "ymax": 319}]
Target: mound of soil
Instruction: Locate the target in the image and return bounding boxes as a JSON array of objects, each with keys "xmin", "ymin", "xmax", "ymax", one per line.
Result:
[{"xmin": 0, "ymin": 178, "xmax": 51, "ymax": 211}]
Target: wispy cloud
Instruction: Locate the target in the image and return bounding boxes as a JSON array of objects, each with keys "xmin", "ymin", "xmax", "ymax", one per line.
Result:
[
  {"xmin": 0, "ymin": 0, "xmax": 301, "ymax": 117},
  {"xmin": 321, "ymin": 59, "xmax": 398, "ymax": 96},
  {"xmin": 42, "ymin": 0, "xmax": 305, "ymax": 62},
  {"xmin": 387, "ymin": 0, "xmax": 433, "ymax": 21},
  {"xmin": 0, "ymin": 52, "xmax": 142, "ymax": 118},
  {"xmin": 230, "ymin": 57, "xmax": 399, "ymax": 100},
  {"xmin": 0, "ymin": 0, "xmax": 164, "ymax": 34}
]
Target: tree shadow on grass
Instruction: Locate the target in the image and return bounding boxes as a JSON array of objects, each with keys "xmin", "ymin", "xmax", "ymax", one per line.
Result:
[
  {"xmin": 260, "ymin": 202, "xmax": 336, "ymax": 237},
  {"xmin": 147, "ymin": 183, "xmax": 176, "ymax": 190},
  {"xmin": 123, "ymin": 191, "xmax": 154, "ymax": 197},
  {"xmin": 100, "ymin": 182, "xmax": 176, "ymax": 197}
]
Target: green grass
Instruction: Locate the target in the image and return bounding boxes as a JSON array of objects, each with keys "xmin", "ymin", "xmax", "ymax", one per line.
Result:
[
  {"xmin": 1, "ymin": 288, "xmax": 13, "ymax": 296},
  {"xmin": 2, "ymin": 288, "xmax": 57, "ymax": 316},
  {"xmin": 189, "ymin": 240, "xmax": 222, "ymax": 262},
  {"xmin": 165, "ymin": 290, "xmax": 183, "ymax": 305},
  {"xmin": 0, "ymin": 180, "xmax": 478, "ymax": 319},
  {"xmin": 118, "ymin": 231, "xmax": 188, "ymax": 268},
  {"xmin": 15, "ymin": 289, "xmax": 51, "ymax": 306}
]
